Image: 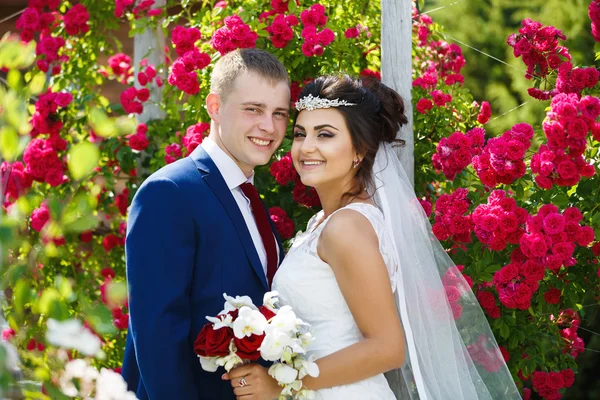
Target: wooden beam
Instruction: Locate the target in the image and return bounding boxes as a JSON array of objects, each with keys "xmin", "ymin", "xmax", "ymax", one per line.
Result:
[
  {"xmin": 133, "ymin": 0, "xmax": 166, "ymax": 176},
  {"xmin": 381, "ymin": 0, "xmax": 414, "ymax": 185}
]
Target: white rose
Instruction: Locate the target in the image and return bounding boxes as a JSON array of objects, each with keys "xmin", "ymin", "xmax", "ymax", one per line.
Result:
[
  {"xmin": 46, "ymin": 319, "xmax": 102, "ymax": 357},
  {"xmin": 199, "ymin": 356, "xmax": 219, "ymax": 372},
  {"xmin": 232, "ymin": 306, "xmax": 267, "ymax": 338},
  {"xmin": 95, "ymin": 368, "xmax": 139, "ymax": 400},
  {"xmin": 268, "ymin": 363, "xmax": 298, "ymax": 384}
]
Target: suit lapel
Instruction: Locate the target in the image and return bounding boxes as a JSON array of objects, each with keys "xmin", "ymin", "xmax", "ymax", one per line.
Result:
[{"xmin": 191, "ymin": 147, "xmax": 269, "ymax": 291}]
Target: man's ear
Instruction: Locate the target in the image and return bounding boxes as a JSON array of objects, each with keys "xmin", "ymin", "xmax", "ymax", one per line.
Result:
[{"xmin": 206, "ymin": 92, "xmax": 221, "ymax": 123}]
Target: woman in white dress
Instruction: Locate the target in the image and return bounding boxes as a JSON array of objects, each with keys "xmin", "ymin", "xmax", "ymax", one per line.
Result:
[{"xmin": 225, "ymin": 75, "xmax": 520, "ymax": 400}]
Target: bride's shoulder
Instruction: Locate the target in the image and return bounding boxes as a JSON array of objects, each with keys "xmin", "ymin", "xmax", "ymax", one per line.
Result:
[{"xmin": 320, "ymin": 206, "xmax": 379, "ymax": 247}]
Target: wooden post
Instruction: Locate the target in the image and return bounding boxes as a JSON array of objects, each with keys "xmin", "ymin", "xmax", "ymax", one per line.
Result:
[
  {"xmin": 381, "ymin": 0, "xmax": 414, "ymax": 185},
  {"xmin": 133, "ymin": 0, "xmax": 166, "ymax": 176}
]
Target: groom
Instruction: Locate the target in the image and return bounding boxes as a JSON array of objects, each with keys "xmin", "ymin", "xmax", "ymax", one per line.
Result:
[{"xmin": 122, "ymin": 48, "xmax": 291, "ymax": 399}]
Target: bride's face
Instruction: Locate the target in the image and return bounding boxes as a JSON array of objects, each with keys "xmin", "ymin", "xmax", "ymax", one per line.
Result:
[{"xmin": 291, "ymin": 108, "xmax": 357, "ymax": 190}]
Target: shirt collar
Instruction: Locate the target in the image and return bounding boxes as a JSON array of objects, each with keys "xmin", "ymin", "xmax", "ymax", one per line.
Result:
[{"xmin": 201, "ymin": 137, "xmax": 254, "ymax": 190}]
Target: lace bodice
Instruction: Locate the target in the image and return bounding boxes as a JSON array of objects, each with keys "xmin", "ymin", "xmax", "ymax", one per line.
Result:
[{"xmin": 272, "ymin": 203, "xmax": 397, "ymax": 399}]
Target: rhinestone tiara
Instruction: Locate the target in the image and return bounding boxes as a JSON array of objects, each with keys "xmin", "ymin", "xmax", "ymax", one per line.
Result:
[{"xmin": 295, "ymin": 94, "xmax": 357, "ymax": 112}]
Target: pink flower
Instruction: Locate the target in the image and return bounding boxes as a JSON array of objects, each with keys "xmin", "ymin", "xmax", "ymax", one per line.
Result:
[
  {"xmin": 270, "ymin": 153, "xmax": 297, "ymax": 185},
  {"xmin": 165, "ymin": 143, "xmax": 183, "ymax": 164},
  {"xmin": 182, "ymin": 122, "xmax": 210, "ymax": 154},
  {"xmin": 543, "ymin": 288, "xmax": 561, "ymax": 305},
  {"xmin": 31, "ymin": 203, "xmax": 50, "ymax": 232},
  {"xmin": 108, "ymin": 53, "xmax": 132, "ymax": 83},
  {"xmin": 269, "ymin": 207, "xmax": 295, "ymax": 239},
  {"xmin": 128, "ymin": 132, "xmax": 149, "ymax": 151},
  {"xmin": 63, "ymin": 4, "xmax": 90, "ymax": 36},
  {"xmin": 211, "ymin": 15, "xmax": 258, "ymax": 55},
  {"xmin": 416, "ymin": 98, "xmax": 433, "ymax": 114},
  {"xmin": 344, "ymin": 27, "xmax": 360, "ymax": 39},
  {"xmin": 431, "ymin": 90, "xmax": 452, "ymax": 106},
  {"xmin": 172, "ymin": 26, "xmax": 201, "ymax": 57},
  {"xmin": 103, "ymin": 234, "xmax": 124, "ymax": 252},
  {"xmin": 1, "ymin": 328, "xmax": 15, "ymax": 341},
  {"xmin": 477, "ymin": 101, "xmax": 492, "ymax": 124}
]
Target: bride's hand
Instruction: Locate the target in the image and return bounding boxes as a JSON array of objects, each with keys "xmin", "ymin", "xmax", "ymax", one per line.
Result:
[{"xmin": 223, "ymin": 363, "xmax": 282, "ymax": 400}]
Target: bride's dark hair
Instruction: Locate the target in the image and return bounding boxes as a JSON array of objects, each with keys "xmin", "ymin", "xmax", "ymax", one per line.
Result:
[{"xmin": 295, "ymin": 74, "xmax": 408, "ymax": 198}]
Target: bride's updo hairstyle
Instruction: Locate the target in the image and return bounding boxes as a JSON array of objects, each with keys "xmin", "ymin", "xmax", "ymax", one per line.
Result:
[{"xmin": 295, "ymin": 74, "xmax": 408, "ymax": 198}]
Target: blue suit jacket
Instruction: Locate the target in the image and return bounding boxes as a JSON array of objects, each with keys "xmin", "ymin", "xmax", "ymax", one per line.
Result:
[{"xmin": 122, "ymin": 146, "xmax": 284, "ymax": 399}]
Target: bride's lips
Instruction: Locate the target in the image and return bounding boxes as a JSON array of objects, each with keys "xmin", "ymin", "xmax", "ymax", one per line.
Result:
[{"xmin": 300, "ymin": 159, "xmax": 325, "ymax": 170}]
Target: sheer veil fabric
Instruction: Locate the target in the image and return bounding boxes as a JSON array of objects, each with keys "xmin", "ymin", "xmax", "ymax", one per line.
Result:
[{"xmin": 373, "ymin": 143, "xmax": 521, "ymax": 400}]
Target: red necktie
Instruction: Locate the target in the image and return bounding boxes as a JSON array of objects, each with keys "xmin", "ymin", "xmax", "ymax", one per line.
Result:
[{"xmin": 239, "ymin": 183, "xmax": 278, "ymax": 287}]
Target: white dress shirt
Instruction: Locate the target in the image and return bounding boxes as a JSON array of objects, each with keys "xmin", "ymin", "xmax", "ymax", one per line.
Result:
[{"xmin": 202, "ymin": 137, "xmax": 277, "ymax": 275}]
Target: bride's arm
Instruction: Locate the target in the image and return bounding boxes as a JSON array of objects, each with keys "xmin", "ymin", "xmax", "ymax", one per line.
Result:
[{"xmin": 301, "ymin": 208, "xmax": 406, "ymax": 390}]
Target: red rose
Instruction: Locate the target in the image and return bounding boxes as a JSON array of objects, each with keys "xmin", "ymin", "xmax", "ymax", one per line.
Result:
[
  {"xmin": 234, "ymin": 333, "xmax": 264, "ymax": 360},
  {"xmin": 259, "ymin": 306, "xmax": 276, "ymax": 320},
  {"xmin": 561, "ymin": 368, "xmax": 575, "ymax": 388},
  {"xmin": 543, "ymin": 288, "xmax": 561, "ymax": 305},
  {"xmin": 194, "ymin": 324, "xmax": 233, "ymax": 357}
]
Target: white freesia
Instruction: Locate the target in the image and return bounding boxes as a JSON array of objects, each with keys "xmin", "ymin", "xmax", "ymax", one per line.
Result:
[
  {"xmin": 59, "ymin": 359, "xmax": 98, "ymax": 397},
  {"xmin": 268, "ymin": 363, "xmax": 298, "ymax": 384},
  {"xmin": 280, "ymin": 379, "xmax": 304, "ymax": 396},
  {"xmin": 299, "ymin": 331, "xmax": 314, "ymax": 349},
  {"xmin": 259, "ymin": 330, "xmax": 293, "ymax": 361},
  {"xmin": 295, "ymin": 387, "xmax": 317, "ymax": 400},
  {"xmin": 206, "ymin": 313, "xmax": 233, "ymax": 330},
  {"xmin": 215, "ymin": 352, "xmax": 243, "ymax": 372},
  {"xmin": 46, "ymin": 318, "xmax": 102, "ymax": 356},
  {"xmin": 95, "ymin": 368, "xmax": 138, "ymax": 400},
  {"xmin": 268, "ymin": 306, "xmax": 297, "ymax": 335},
  {"xmin": 232, "ymin": 306, "xmax": 267, "ymax": 338},
  {"xmin": 199, "ymin": 356, "xmax": 219, "ymax": 372},
  {"xmin": 222, "ymin": 293, "xmax": 257, "ymax": 313},
  {"xmin": 263, "ymin": 291, "xmax": 280, "ymax": 312},
  {"xmin": 294, "ymin": 355, "xmax": 320, "ymax": 379}
]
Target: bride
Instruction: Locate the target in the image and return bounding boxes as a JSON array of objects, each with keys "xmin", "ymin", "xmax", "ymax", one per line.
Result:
[{"xmin": 224, "ymin": 75, "xmax": 521, "ymax": 400}]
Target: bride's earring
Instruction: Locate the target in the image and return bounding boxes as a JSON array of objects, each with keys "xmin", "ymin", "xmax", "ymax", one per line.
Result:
[{"xmin": 353, "ymin": 158, "xmax": 360, "ymax": 169}]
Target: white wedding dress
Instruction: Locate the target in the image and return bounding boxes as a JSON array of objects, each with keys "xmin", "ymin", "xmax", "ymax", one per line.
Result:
[{"xmin": 272, "ymin": 203, "xmax": 398, "ymax": 400}]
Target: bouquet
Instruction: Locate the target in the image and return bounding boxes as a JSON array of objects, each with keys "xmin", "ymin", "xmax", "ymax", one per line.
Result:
[{"xmin": 194, "ymin": 291, "xmax": 320, "ymax": 399}]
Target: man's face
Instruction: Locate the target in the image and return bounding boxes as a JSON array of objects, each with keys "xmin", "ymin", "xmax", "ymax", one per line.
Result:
[{"xmin": 209, "ymin": 71, "xmax": 290, "ymax": 177}]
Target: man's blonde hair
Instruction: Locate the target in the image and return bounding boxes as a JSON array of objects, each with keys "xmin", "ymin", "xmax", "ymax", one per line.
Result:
[{"xmin": 210, "ymin": 48, "xmax": 289, "ymax": 102}]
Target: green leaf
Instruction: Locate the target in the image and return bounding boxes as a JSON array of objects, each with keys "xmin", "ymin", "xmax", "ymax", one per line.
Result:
[
  {"xmin": 28, "ymin": 72, "xmax": 46, "ymax": 95},
  {"xmin": 38, "ymin": 288, "xmax": 69, "ymax": 320},
  {"xmin": 288, "ymin": 0, "xmax": 297, "ymax": 13},
  {"xmin": 552, "ymin": 194, "xmax": 569, "ymax": 207},
  {"xmin": 499, "ymin": 322, "xmax": 510, "ymax": 339},
  {"xmin": 89, "ymin": 108, "xmax": 118, "ymax": 137},
  {"xmin": 0, "ymin": 126, "xmax": 19, "ymax": 161},
  {"xmin": 55, "ymin": 276, "xmax": 75, "ymax": 302},
  {"xmin": 7, "ymin": 69, "xmax": 21, "ymax": 91},
  {"xmin": 14, "ymin": 279, "xmax": 31, "ymax": 314},
  {"xmin": 63, "ymin": 215, "xmax": 98, "ymax": 233},
  {"xmin": 68, "ymin": 142, "xmax": 99, "ymax": 180}
]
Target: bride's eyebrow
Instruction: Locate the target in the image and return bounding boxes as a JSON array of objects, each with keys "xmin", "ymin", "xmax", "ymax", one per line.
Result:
[
  {"xmin": 314, "ymin": 124, "xmax": 339, "ymax": 131},
  {"xmin": 294, "ymin": 124, "xmax": 339, "ymax": 131}
]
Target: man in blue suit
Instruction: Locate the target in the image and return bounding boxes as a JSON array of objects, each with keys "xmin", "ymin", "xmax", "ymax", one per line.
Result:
[{"xmin": 122, "ymin": 48, "xmax": 291, "ymax": 399}]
